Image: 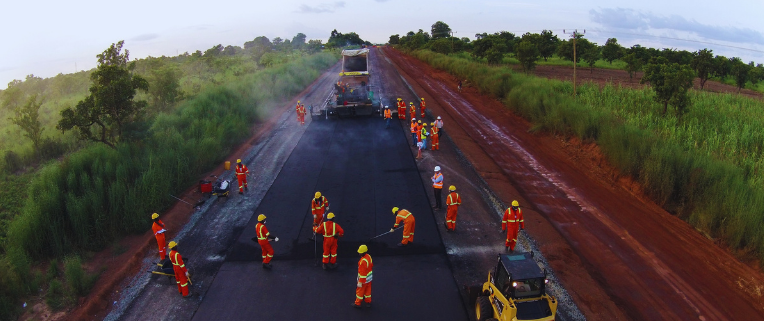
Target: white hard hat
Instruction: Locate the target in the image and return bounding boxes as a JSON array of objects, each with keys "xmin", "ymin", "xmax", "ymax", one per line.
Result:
[
  {"xmin": 385, "ymin": 106, "xmax": 389, "ymax": 108},
  {"xmin": 437, "ymin": 116, "xmax": 441, "ymax": 119},
  {"xmin": 434, "ymin": 166, "xmax": 441, "ymax": 171}
]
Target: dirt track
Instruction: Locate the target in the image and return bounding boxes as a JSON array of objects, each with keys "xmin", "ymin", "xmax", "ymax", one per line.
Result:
[{"xmin": 383, "ymin": 47, "xmax": 764, "ymax": 320}]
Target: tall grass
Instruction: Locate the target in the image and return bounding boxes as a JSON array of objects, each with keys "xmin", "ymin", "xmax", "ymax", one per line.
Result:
[
  {"xmin": 411, "ymin": 49, "xmax": 764, "ymax": 261},
  {"xmin": 0, "ymin": 52, "xmax": 337, "ymax": 319}
]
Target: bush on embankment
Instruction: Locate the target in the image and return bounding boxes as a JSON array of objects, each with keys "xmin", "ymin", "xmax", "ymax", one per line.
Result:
[
  {"xmin": 0, "ymin": 52, "xmax": 337, "ymax": 320},
  {"xmin": 409, "ymin": 49, "xmax": 764, "ymax": 261}
]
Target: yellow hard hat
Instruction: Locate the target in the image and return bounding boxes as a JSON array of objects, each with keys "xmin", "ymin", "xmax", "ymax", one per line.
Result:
[
  {"xmin": 410, "ymin": 102, "xmax": 413, "ymax": 105},
  {"xmin": 512, "ymin": 200, "xmax": 519, "ymax": 207},
  {"xmin": 315, "ymin": 191, "xmax": 321, "ymax": 198},
  {"xmin": 298, "ymin": 100, "xmax": 301, "ymax": 103},
  {"xmin": 392, "ymin": 207, "xmax": 399, "ymax": 214},
  {"xmin": 327, "ymin": 212, "xmax": 335, "ymax": 219},
  {"xmin": 237, "ymin": 159, "xmax": 242, "ymax": 163},
  {"xmin": 449, "ymin": 185, "xmax": 456, "ymax": 191},
  {"xmin": 358, "ymin": 244, "xmax": 368, "ymax": 254},
  {"xmin": 418, "ymin": 120, "xmax": 422, "ymax": 124},
  {"xmin": 431, "ymin": 122, "xmax": 435, "ymax": 126},
  {"xmin": 421, "ymin": 97, "xmax": 425, "ymax": 100},
  {"xmin": 168, "ymin": 241, "xmax": 178, "ymax": 249},
  {"xmin": 423, "ymin": 123, "xmax": 428, "ymax": 127},
  {"xmin": 397, "ymin": 98, "xmax": 402, "ymax": 101},
  {"xmin": 151, "ymin": 213, "xmax": 159, "ymax": 219},
  {"xmin": 258, "ymin": 214, "xmax": 267, "ymax": 222}
]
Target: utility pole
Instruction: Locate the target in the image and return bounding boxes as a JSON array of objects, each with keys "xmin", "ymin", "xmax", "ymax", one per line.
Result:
[
  {"xmin": 450, "ymin": 31, "xmax": 457, "ymax": 53},
  {"xmin": 563, "ymin": 29, "xmax": 585, "ymax": 97}
]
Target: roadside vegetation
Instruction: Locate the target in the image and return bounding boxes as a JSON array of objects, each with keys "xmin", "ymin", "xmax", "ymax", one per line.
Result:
[
  {"xmin": 0, "ymin": 31, "xmax": 342, "ymax": 320},
  {"xmin": 408, "ymin": 48, "xmax": 764, "ymax": 266}
]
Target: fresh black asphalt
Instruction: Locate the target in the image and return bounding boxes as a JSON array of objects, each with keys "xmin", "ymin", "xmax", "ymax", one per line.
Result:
[{"xmin": 193, "ymin": 117, "xmax": 469, "ymax": 320}]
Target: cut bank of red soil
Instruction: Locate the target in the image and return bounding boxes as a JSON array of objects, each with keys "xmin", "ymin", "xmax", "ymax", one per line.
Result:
[{"xmin": 384, "ymin": 47, "xmax": 764, "ymax": 320}]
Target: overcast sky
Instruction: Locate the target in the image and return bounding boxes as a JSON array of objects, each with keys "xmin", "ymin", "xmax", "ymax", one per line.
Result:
[{"xmin": 2, "ymin": 0, "xmax": 763, "ymax": 88}]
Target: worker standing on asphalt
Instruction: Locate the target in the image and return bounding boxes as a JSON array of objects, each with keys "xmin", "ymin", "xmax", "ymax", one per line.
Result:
[
  {"xmin": 430, "ymin": 122, "xmax": 440, "ymax": 150},
  {"xmin": 420, "ymin": 123, "xmax": 429, "ymax": 150},
  {"xmin": 431, "ymin": 166, "xmax": 443, "ymax": 209},
  {"xmin": 151, "ymin": 213, "xmax": 167, "ymax": 260},
  {"xmin": 168, "ymin": 241, "xmax": 192, "ymax": 298},
  {"xmin": 420, "ymin": 97, "xmax": 426, "ymax": 118},
  {"xmin": 502, "ymin": 201, "xmax": 524, "ymax": 252},
  {"xmin": 397, "ymin": 98, "xmax": 405, "ymax": 119},
  {"xmin": 255, "ymin": 214, "xmax": 278, "ymax": 269},
  {"xmin": 446, "ymin": 185, "xmax": 462, "ymax": 232},
  {"xmin": 409, "ymin": 102, "xmax": 416, "ymax": 120},
  {"xmin": 417, "ymin": 120, "xmax": 423, "ymax": 144},
  {"xmin": 315, "ymin": 212, "xmax": 344, "ymax": 270},
  {"xmin": 300, "ymin": 103, "xmax": 307, "ymax": 125},
  {"xmin": 235, "ymin": 159, "xmax": 249, "ymax": 194},
  {"xmin": 354, "ymin": 245, "xmax": 373, "ymax": 308},
  {"xmin": 310, "ymin": 192, "xmax": 330, "ymax": 238},
  {"xmin": 391, "ymin": 207, "xmax": 416, "ymax": 246},
  {"xmin": 435, "ymin": 116, "xmax": 444, "ymax": 136},
  {"xmin": 296, "ymin": 100, "xmax": 303, "ymax": 124},
  {"xmin": 384, "ymin": 106, "xmax": 392, "ymax": 128},
  {"xmin": 410, "ymin": 118, "xmax": 418, "ymax": 146}
]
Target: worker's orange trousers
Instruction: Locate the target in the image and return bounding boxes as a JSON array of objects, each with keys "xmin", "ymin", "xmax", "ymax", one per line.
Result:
[
  {"xmin": 410, "ymin": 111, "xmax": 416, "ymax": 120},
  {"xmin": 355, "ymin": 282, "xmax": 372, "ymax": 305},
  {"xmin": 174, "ymin": 270, "xmax": 189, "ymax": 297},
  {"xmin": 505, "ymin": 225, "xmax": 520, "ymax": 251},
  {"xmin": 431, "ymin": 135, "xmax": 439, "ymax": 150},
  {"xmin": 322, "ymin": 237, "xmax": 338, "ymax": 264},
  {"xmin": 446, "ymin": 206, "xmax": 458, "ymax": 230},
  {"xmin": 420, "ymin": 110, "xmax": 425, "ymax": 118},
  {"xmin": 155, "ymin": 233, "xmax": 166, "ymax": 260},
  {"xmin": 237, "ymin": 176, "xmax": 248, "ymax": 192},
  {"xmin": 398, "ymin": 108, "xmax": 405, "ymax": 119},
  {"xmin": 402, "ymin": 221, "xmax": 416, "ymax": 244},
  {"xmin": 258, "ymin": 240, "xmax": 274, "ymax": 263}
]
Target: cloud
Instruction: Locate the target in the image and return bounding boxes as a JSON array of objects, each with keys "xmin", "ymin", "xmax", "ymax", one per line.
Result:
[
  {"xmin": 296, "ymin": 2, "xmax": 345, "ymax": 13},
  {"xmin": 590, "ymin": 8, "xmax": 764, "ymax": 46},
  {"xmin": 130, "ymin": 33, "xmax": 159, "ymax": 42}
]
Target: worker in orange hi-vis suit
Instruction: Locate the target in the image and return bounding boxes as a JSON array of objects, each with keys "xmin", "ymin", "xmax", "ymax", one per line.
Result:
[
  {"xmin": 410, "ymin": 118, "xmax": 418, "ymax": 146},
  {"xmin": 430, "ymin": 123, "xmax": 440, "ymax": 150},
  {"xmin": 502, "ymin": 200, "xmax": 525, "ymax": 252},
  {"xmin": 391, "ymin": 207, "xmax": 416, "ymax": 246},
  {"xmin": 445, "ymin": 185, "xmax": 462, "ymax": 232},
  {"xmin": 416, "ymin": 121, "xmax": 423, "ymax": 143},
  {"xmin": 299, "ymin": 104, "xmax": 307, "ymax": 125},
  {"xmin": 296, "ymin": 101, "xmax": 302, "ymax": 123},
  {"xmin": 151, "ymin": 213, "xmax": 167, "ymax": 260},
  {"xmin": 353, "ymin": 245, "xmax": 373, "ymax": 308},
  {"xmin": 235, "ymin": 159, "xmax": 249, "ymax": 194},
  {"xmin": 309, "ymin": 192, "xmax": 329, "ymax": 239},
  {"xmin": 168, "ymin": 241, "xmax": 192, "ymax": 298},
  {"xmin": 315, "ymin": 212, "xmax": 344, "ymax": 270},
  {"xmin": 419, "ymin": 97, "xmax": 426, "ymax": 118},
  {"xmin": 409, "ymin": 102, "xmax": 416, "ymax": 120},
  {"xmin": 397, "ymin": 98, "xmax": 405, "ymax": 119},
  {"xmin": 384, "ymin": 106, "xmax": 392, "ymax": 129},
  {"xmin": 254, "ymin": 214, "xmax": 278, "ymax": 269}
]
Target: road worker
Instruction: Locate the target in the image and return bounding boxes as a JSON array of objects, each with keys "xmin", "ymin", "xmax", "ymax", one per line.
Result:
[
  {"xmin": 235, "ymin": 159, "xmax": 249, "ymax": 194},
  {"xmin": 255, "ymin": 214, "xmax": 277, "ymax": 269},
  {"xmin": 299, "ymin": 103, "xmax": 307, "ymax": 125},
  {"xmin": 354, "ymin": 245, "xmax": 373, "ymax": 308},
  {"xmin": 384, "ymin": 106, "xmax": 392, "ymax": 128},
  {"xmin": 168, "ymin": 241, "xmax": 192, "ymax": 298},
  {"xmin": 420, "ymin": 122, "xmax": 429, "ymax": 150},
  {"xmin": 296, "ymin": 100, "xmax": 303, "ymax": 124},
  {"xmin": 410, "ymin": 118, "xmax": 418, "ymax": 146},
  {"xmin": 502, "ymin": 200, "xmax": 525, "ymax": 252},
  {"xmin": 391, "ymin": 207, "xmax": 416, "ymax": 246},
  {"xmin": 151, "ymin": 213, "xmax": 167, "ymax": 260},
  {"xmin": 409, "ymin": 102, "xmax": 416, "ymax": 120},
  {"xmin": 420, "ymin": 97, "xmax": 426, "ymax": 118},
  {"xmin": 446, "ymin": 185, "xmax": 462, "ymax": 232},
  {"xmin": 431, "ymin": 166, "xmax": 443, "ymax": 209},
  {"xmin": 397, "ymin": 98, "xmax": 405, "ymax": 119},
  {"xmin": 417, "ymin": 120, "xmax": 423, "ymax": 143},
  {"xmin": 431, "ymin": 122, "xmax": 440, "ymax": 150},
  {"xmin": 416, "ymin": 138, "xmax": 424, "ymax": 159},
  {"xmin": 310, "ymin": 192, "xmax": 330, "ymax": 239},
  {"xmin": 315, "ymin": 212, "xmax": 344, "ymax": 270},
  {"xmin": 435, "ymin": 116, "xmax": 444, "ymax": 135}
]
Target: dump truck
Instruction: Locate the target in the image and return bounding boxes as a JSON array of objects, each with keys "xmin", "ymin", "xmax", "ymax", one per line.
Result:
[
  {"xmin": 319, "ymin": 48, "xmax": 379, "ymax": 117},
  {"xmin": 474, "ymin": 252, "xmax": 557, "ymax": 321}
]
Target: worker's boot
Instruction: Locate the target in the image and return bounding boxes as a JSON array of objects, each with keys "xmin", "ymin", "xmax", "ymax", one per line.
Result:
[
  {"xmin": 353, "ymin": 303, "xmax": 362, "ymax": 309},
  {"xmin": 322, "ymin": 263, "xmax": 328, "ymax": 270},
  {"xmin": 365, "ymin": 302, "xmax": 372, "ymax": 308},
  {"xmin": 331, "ymin": 263, "xmax": 338, "ymax": 269},
  {"xmin": 263, "ymin": 263, "xmax": 272, "ymax": 269}
]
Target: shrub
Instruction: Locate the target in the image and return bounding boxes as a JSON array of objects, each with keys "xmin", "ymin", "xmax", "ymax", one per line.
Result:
[
  {"xmin": 64, "ymin": 256, "xmax": 97, "ymax": 297},
  {"xmin": 4, "ymin": 151, "xmax": 23, "ymax": 173},
  {"xmin": 46, "ymin": 279, "xmax": 65, "ymax": 310}
]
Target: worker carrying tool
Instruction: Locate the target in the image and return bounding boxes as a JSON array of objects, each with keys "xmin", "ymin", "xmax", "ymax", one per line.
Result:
[
  {"xmin": 502, "ymin": 200, "xmax": 524, "ymax": 252},
  {"xmin": 420, "ymin": 97, "xmax": 426, "ymax": 118},
  {"xmin": 431, "ymin": 166, "xmax": 444, "ymax": 209},
  {"xmin": 311, "ymin": 192, "xmax": 330, "ymax": 234},
  {"xmin": 315, "ymin": 212, "xmax": 344, "ymax": 270},
  {"xmin": 235, "ymin": 159, "xmax": 249, "ymax": 194},
  {"xmin": 446, "ymin": 185, "xmax": 462, "ymax": 232},
  {"xmin": 410, "ymin": 118, "xmax": 418, "ymax": 146},
  {"xmin": 384, "ymin": 106, "xmax": 392, "ymax": 128},
  {"xmin": 390, "ymin": 207, "xmax": 416, "ymax": 246},
  {"xmin": 409, "ymin": 102, "xmax": 416, "ymax": 120},
  {"xmin": 397, "ymin": 98, "xmax": 406, "ymax": 119},
  {"xmin": 254, "ymin": 214, "xmax": 278, "ymax": 269},
  {"xmin": 353, "ymin": 245, "xmax": 373, "ymax": 308},
  {"xmin": 168, "ymin": 241, "xmax": 192, "ymax": 298},
  {"xmin": 430, "ymin": 122, "xmax": 440, "ymax": 150},
  {"xmin": 151, "ymin": 213, "xmax": 167, "ymax": 260}
]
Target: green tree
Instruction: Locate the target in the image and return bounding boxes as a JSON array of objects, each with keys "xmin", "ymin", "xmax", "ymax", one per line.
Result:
[
  {"xmin": 601, "ymin": 38, "xmax": 623, "ymax": 64},
  {"xmin": 582, "ymin": 43, "xmax": 600, "ymax": 73},
  {"xmin": 431, "ymin": 21, "xmax": 452, "ymax": 39},
  {"xmin": 204, "ymin": 44, "xmax": 223, "ymax": 57},
  {"xmin": 622, "ymin": 53, "xmax": 643, "ymax": 81},
  {"xmin": 292, "ymin": 33, "xmax": 307, "ymax": 49},
  {"xmin": 730, "ymin": 58, "xmax": 750, "ymax": 93},
  {"xmin": 536, "ymin": 30, "xmax": 559, "ymax": 61},
  {"xmin": 472, "ymin": 35, "xmax": 507, "ymax": 64},
  {"xmin": 148, "ymin": 65, "xmax": 183, "ymax": 111},
  {"xmin": 306, "ymin": 39, "xmax": 323, "ymax": 53},
  {"xmin": 427, "ymin": 38, "xmax": 453, "ymax": 54},
  {"xmin": 515, "ymin": 39, "xmax": 540, "ymax": 72},
  {"xmin": 57, "ymin": 41, "xmax": 149, "ymax": 148},
  {"xmin": 8, "ymin": 94, "xmax": 45, "ymax": 152},
  {"xmin": 690, "ymin": 49, "xmax": 714, "ymax": 89},
  {"xmin": 389, "ymin": 34, "xmax": 400, "ymax": 45},
  {"xmin": 641, "ymin": 57, "xmax": 695, "ymax": 116},
  {"xmin": 556, "ymin": 33, "xmax": 591, "ymax": 63},
  {"xmin": 244, "ymin": 36, "xmax": 272, "ymax": 51},
  {"xmin": 712, "ymin": 55, "xmax": 731, "ymax": 79}
]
